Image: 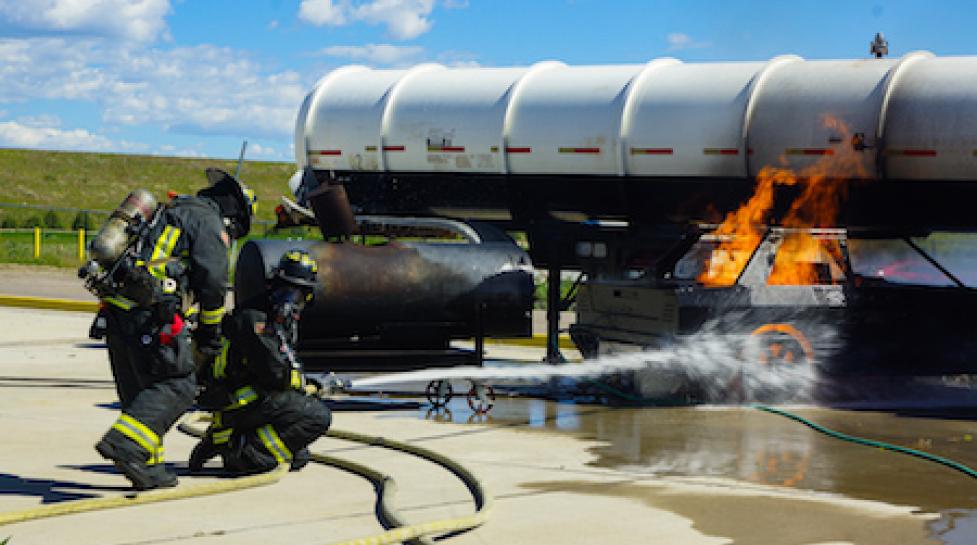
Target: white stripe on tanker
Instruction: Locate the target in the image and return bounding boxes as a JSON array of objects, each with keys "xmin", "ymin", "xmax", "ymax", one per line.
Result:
[{"xmin": 295, "ymin": 51, "xmax": 977, "ymax": 181}]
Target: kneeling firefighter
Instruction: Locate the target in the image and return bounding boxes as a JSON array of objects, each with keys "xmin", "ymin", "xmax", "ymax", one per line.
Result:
[
  {"xmin": 190, "ymin": 249, "xmax": 332, "ymax": 474},
  {"xmin": 84, "ymin": 168, "xmax": 256, "ymax": 490}
]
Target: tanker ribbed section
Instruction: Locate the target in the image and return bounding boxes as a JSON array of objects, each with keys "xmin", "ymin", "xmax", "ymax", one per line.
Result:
[
  {"xmin": 297, "ymin": 52, "xmax": 977, "ymax": 182},
  {"xmin": 621, "ymin": 60, "xmax": 757, "ymax": 178},
  {"xmin": 384, "ymin": 67, "xmax": 527, "ymax": 173},
  {"xmin": 882, "ymin": 56, "xmax": 977, "ymax": 181},
  {"xmin": 746, "ymin": 58, "xmax": 896, "ymax": 178}
]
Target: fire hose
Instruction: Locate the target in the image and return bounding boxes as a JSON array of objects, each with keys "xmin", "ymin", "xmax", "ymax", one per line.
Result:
[
  {"xmin": 0, "ymin": 414, "xmax": 492, "ymax": 545},
  {"xmin": 0, "ymin": 459, "xmax": 289, "ymax": 527},
  {"xmin": 178, "ymin": 414, "xmax": 493, "ymax": 545}
]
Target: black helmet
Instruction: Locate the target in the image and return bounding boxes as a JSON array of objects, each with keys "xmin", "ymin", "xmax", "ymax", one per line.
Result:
[
  {"xmin": 272, "ymin": 249, "xmax": 318, "ymax": 289},
  {"xmin": 197, "ymin": 168, "xmax": 257, "ymax": 239}
]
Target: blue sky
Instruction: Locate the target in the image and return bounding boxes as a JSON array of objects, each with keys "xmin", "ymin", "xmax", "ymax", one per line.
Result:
[{"xmin": 0, "ymin": 0, "xmax": 972, "ymax": 162}]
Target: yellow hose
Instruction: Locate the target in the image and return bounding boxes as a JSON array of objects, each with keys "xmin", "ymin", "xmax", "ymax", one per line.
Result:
[
  {"xmin": 318, "ymin": 428, "xmax": 493, "ymax": 545},
  {"xmin": 0, "ymin": 463, "xmax": 287, "ymax": 527},
  {"xmin": 0, "ymin": 412, "xmax": 492, "ymax": 545},
  {"xmin": 180, "ymin": 415, "xmax": 492, "ymax": 545}
]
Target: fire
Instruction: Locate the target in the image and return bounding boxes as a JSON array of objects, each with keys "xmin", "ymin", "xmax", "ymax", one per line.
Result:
[
  {"xmin": 698, "ymin": 166, "xmax": 798, "ymax": 285},
  {"xmin": 698, "ymin": 115, "xmax": 867, "ymax": 286}
]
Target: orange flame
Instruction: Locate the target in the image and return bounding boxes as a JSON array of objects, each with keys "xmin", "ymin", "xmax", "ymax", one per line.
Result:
[{"xmin": 698, "ymin": 115, "xmax": 867, "ymax": 286}]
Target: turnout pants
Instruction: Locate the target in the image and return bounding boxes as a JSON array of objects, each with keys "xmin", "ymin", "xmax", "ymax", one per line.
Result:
[
  {"xmin": 213, "ymin": 390, "xmax": 331, "ymax": 472},
  {"xmin": 99, "ymin": 307, "xmax": 197, "ymax": 467}
]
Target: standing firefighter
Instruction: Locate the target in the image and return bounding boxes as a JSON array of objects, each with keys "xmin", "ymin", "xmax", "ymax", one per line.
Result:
[
  {"xmin": 189, "ymin": 249, "xmax": 332, "ymax": 475},
  {"xmin": 83, "ymin": 168, "xmax": 256, "ymax": 490}
]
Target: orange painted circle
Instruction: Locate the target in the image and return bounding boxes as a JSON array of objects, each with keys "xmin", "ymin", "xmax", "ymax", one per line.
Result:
[{"xmin": 750, "ymin": 323, "xmax": 815, "ymax": 365}]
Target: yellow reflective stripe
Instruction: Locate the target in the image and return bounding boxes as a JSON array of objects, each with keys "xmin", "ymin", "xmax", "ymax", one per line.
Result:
[
  {"xmin": 184, "ymin": 306, "xmax": 199, "ymax": 317},
  {"xmin": 148, "ymin": 226, "xmax": 181, "ymax": 280},
  {"xmin": 235, "ymin": 386, "xmax": 258, "ymax": 404},
  {"xmin": 290, "ymin": 370, "xmax": 302, "ymax": 390},
  {"xmin": 213, "ymin": 340, "xmax": 231, "ymax": 379},
  {"xmin": 200, "ymin": 306, "xmax": 225, "ymax": 325},
  {"xmin": 256, "ymin": 425, "xmax": 291, "ymax": 463},
  {"xmin": 102, "ymin": 296, "xmax": 135, "ymax": 310},
  {"xmin": 119, "ymin": 414, "xmax": 160, "ymax": 446},
  {"xmin": 212, "ymin": 428, "xmax": 233, "ymax": 445},
  {"xmin": 212, "ymin": 411, "xmax": 222, "ymax": 428},
  {"xmin": 222, "ymin": 386, "xmax": 258, "ymax": 410},
  {"xmin": 112, "ymin": 413, "xmax": 162, "ymax": 464}
]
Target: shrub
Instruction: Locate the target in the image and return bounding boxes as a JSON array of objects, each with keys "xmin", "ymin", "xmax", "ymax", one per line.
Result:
[
  {"xmin": 71, "ymin": 211, "xmax": 97, "ymax": 230},
  {"xmin": 22, "ymin": 215, "xmax": 42, "ymax": 228},
  {"xmin": 0, "ymin": 218, "xmax": 15, "ymax": 229},
  {"xmin": 43, "ymin": 210, "xmax": 62, "ymax": 228}
]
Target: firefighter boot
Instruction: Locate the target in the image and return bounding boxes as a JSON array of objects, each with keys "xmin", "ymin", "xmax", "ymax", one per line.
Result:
[
  {"xmin": 290, "ymin": 447, "xmax": 311, "ymax": 471},
  {"xmin": 188, "ymin": 436, "xmax": 220, "ymax": 474},
  {"xmin": 220, "ymin": 435, "xmax": 279, "ymax": 476},
  {"xmin": 96, "ymin": 437, "xmax": 178, "ymax": 491}
]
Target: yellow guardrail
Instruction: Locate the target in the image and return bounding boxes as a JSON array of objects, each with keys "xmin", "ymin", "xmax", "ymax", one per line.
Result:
[
  {"xmin": 0, "ymin": 295, "xmax": 578, "ymax": 350},
  {"xmin": 0, "ymin": 227, "xmax": 92, "ymax": 263},
  {"xmin": 0, "ymin": 295, "xmax": 98, "ymax": 313},
  {"xmin": 487, "ymin": 334, "xmax": 575, "ymax": 350}
]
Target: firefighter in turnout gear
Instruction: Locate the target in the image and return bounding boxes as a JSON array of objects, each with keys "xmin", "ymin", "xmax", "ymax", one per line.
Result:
[
  {"xmin": 189, "ymin": 249, "xmax": 332, "ymax": 475},
  {"xmin": 93, "ymin": 168, "xmax": 256, "ymax": 490}
]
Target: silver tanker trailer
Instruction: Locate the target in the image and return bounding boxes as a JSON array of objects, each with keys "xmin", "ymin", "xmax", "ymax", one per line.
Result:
[{"xmin": 238, "ymin": 51, "xmax": 977, "ymax": 384}]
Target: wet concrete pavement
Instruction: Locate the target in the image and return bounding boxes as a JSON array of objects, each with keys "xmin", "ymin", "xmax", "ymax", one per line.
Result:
[
  {"xmin": 400, "ymin": 397, "xmax": 977, "ymax": 544},
  {"xmin": 2, "ymin": 275, "xmax": 977, "ymax": 543}
]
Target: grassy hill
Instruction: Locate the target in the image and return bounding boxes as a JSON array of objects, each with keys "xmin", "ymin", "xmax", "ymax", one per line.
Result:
[{"xmin": 0, "ymin": 148, "xmax": 295, "ymax": 224}]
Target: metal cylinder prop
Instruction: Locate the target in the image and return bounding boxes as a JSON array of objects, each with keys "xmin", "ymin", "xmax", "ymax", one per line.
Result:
[{"xmin": 235, "ymin": 238, "xmax": 534, "ymax": 345}]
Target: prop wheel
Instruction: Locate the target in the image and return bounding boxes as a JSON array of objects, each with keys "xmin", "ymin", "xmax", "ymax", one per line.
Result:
[
  {"xmin": 467, "ymin": 382, "xmax": 496, "ymax": 414},
  {"xmin": 426, "ymin": 380, "xmax": 453, "ymax": 408}
]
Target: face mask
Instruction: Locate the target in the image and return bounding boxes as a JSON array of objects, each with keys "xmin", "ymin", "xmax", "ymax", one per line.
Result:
[{"xmin": 269, "ymin": 286, "xmax": 307, "ymax": 344}]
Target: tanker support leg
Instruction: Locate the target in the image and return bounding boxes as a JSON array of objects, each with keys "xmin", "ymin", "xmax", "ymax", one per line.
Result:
[{"xmin": 546, "ymin": 248, "xmax": 564, "ymax": 364}]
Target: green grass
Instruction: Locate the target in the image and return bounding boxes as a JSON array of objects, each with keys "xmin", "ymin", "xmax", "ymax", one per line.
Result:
[
  {"xmin": 0, "ymin": 147, "xmax": 297, "ymax": 267},
  {"xmin": 0, "ymin": 230, "xmax": 89, "ymax": 268},
  {"xmin": 0, "ymin": 148, "xmax": 294, "ymax": 224},
  {"xmin": 533, "ymin": 279, "xmax": 578, "ymax": 310}
]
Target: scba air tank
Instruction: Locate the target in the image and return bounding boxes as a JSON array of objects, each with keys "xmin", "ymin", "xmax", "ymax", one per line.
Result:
[{"xmin": 89, "ymin": 189, "xmax": 158, "ymax": 267}]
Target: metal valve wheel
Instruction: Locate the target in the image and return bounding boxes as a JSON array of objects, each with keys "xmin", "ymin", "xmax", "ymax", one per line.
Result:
[
  {"xmin": 467, "ymin": 381, "xmax": 495, "ymax": 414},
  {"xmin": 426, "ymin": 380, "xmax": 453, "ymax": 408}
]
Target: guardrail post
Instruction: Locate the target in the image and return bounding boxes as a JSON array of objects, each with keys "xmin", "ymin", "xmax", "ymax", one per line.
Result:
[
  {"xmin": 78, "ymin": 228, "xmax": 86, "ymax": 261},
  {"xmin": 33, "ymin": 227, "xmax": 41, "ymax": 259}
]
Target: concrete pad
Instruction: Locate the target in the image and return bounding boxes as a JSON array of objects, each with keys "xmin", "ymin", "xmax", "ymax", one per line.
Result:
[{"xmin": 0, "ymin": 306, "xmax": 951, "ymax": 545}]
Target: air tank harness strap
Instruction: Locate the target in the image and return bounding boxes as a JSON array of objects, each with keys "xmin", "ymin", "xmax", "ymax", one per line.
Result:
[{"xmin": 147, "ymin": 225, "xmax": 181, "ymax": 295}]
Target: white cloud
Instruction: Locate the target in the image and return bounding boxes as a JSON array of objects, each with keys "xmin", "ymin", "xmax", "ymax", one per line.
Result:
[
  {"xmin": 354, "ymin": 0, "xmax": 434, "ymax": 40},
  {"xmin": 0, "ymin": 38, "xmax": 308, "ymax": 141},
  {"xmin": 320, "ymin": 43, "xmax": 423, "ymax": 65},
  {"xmin": 0, "ymin": 0, "xmax": 171, "ymax": 43},
  {"xmin": 247, "ymin": 143, "xmax": 280, "ymax": 158},
  {"xmin": 102, "ymin": 45, "xmax": 308, "ymax": 138},
  {"xmin": 299, "ymin": 0, "xmax": 435, "ymax": 40},
  {"xmin": 17, "ymin": 114, "xmax": 61, "ymax": 128},
  {"xmin": 268, "ymin": 19, "xmax": 279, "ymax": 30},
  {"xmin": 435, "ymin": 49, "xmax": 479, "ymax": 67},
  {"xmin": 442, "ymin": 0, "xmax": 467, "ymax": 7},
  {"xmin": 299, "ymin": 0, "xmax": 348, "ymax": 26},
  {"xmin": 666, "ymin": 32, "xmax": 709, "ymax": 51},
  {"xmin": 0, "ymin": 119, "xmax": 114, "ymax": 150},
  {"xmin": 155, "ymin": 144, "xmax": 205, "ymax": 157}
]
